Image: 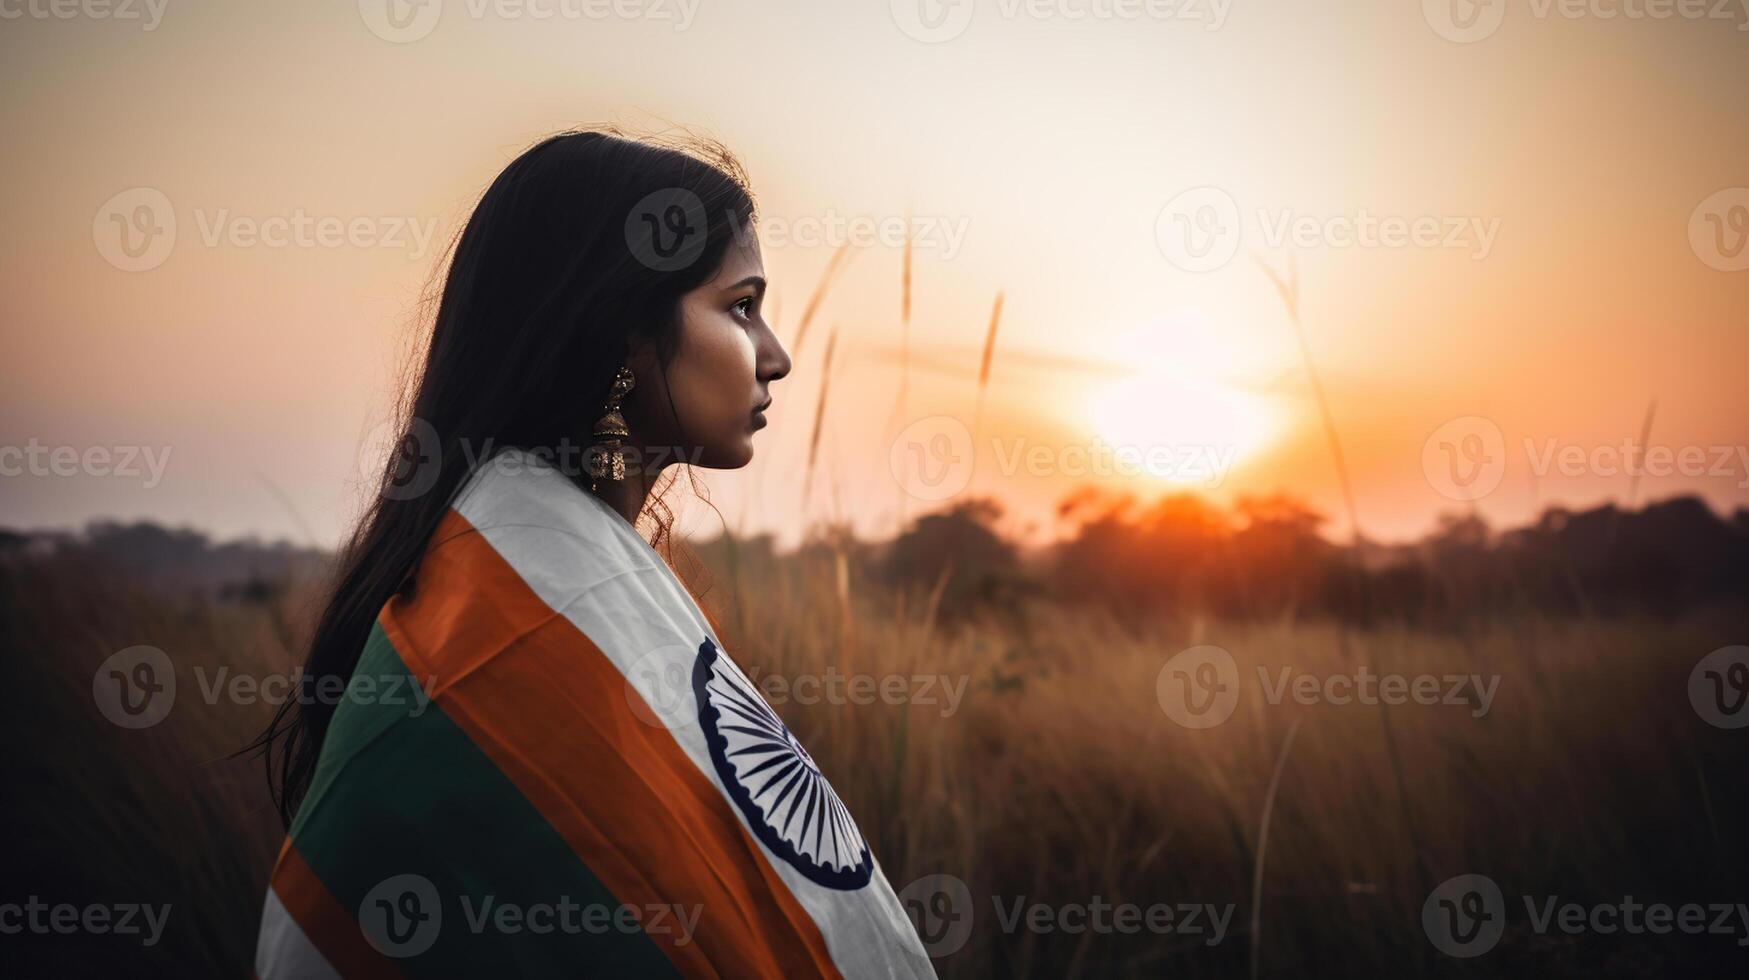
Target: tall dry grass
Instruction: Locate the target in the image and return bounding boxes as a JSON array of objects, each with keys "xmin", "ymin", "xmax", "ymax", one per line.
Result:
[
  {"xmin": 4, "ymin": 524, "xmax": 1745, "ymax": 976},
  {"xmin": 697, "ymin": 545, "xmax": 1748, "ymax": 977},
  {"xmin": 1, "ymin": 556, "xmax": 303, "ymax": 976}
]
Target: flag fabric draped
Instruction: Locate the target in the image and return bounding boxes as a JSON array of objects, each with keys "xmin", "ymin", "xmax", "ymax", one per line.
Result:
[{"xmin": 255, "ymin": 449, "xmax": 934, "ymax": 979}]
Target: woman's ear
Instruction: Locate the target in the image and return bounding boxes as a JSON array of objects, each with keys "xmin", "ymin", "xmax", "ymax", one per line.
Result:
[
  {"xmin": 625, "ymin": 333, "xmax": 662, "ymax": 381},
  {"xmin": 621, "ymin": 333, "xmax": 673, "ymax": 437}
]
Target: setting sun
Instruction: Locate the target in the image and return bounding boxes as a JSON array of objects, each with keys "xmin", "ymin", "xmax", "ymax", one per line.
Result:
[{"xmin": 1086, "ymin": 377, "xmax": 1279, "ymax": 486}]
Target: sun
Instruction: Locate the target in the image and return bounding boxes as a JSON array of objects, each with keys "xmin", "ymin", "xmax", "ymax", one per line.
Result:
[
  {"xmin": 1086, "ymin": 378, "xmax": 1278, "ymax": 485},
  {"xmin": 1083, "ymin": 315, "xmax": 1282, "ymax": 485}
]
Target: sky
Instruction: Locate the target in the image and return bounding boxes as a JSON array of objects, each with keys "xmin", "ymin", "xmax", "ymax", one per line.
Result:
[{"xmin": 2, "ymin": 0, "xmax": 1747, "ymax": 549}]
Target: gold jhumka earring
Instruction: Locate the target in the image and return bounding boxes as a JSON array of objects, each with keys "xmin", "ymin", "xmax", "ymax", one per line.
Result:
[{"xmin": 586, "ymin": 366, "xmax": 636, "ymax": 493}]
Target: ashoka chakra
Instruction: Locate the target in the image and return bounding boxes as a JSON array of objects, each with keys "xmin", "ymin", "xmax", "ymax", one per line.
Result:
[{"xmin": 693, "ymin": 638, "xmax": 873, "ymax": 890}]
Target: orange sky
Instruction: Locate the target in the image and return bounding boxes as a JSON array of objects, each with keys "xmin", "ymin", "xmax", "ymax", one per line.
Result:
[{"xmin": 2, "ymin": 3, "xmax": 1746, "ymax": 549}]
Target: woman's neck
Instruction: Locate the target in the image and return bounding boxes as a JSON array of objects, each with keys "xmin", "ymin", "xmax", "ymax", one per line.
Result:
[{"xmin": 591, "ymin": 455, "xmax": 663, "ymax": 528}]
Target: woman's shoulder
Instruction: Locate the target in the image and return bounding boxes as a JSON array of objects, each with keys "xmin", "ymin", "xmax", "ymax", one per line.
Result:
[
  {"xmin": 447, "ymin": 447, "xmax": 656, "ymax": 581},
  {"xmin": 382, "ymin": 447, "xmax": 713, "ymax": 692}
]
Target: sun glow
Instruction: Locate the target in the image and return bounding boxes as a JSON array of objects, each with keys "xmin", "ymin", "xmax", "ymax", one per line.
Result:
[
  {"xmin": 1087, "ymin": 379, "xmax": 1278, "ymax": 485},
  {"xmin": 1084, "ymin": 316, "xmax": 1283, "ymax": 485}
]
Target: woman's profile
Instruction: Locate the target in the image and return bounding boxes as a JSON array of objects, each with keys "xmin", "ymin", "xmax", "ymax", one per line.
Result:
[{"xmin": 250, "ymin": 130, "xmax": 933, "ymax": 978}]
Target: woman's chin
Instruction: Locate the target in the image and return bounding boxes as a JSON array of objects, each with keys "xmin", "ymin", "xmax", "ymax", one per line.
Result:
[{"xmin": 694, "ymin": 438, "xmax": 755, "ymax": 470}]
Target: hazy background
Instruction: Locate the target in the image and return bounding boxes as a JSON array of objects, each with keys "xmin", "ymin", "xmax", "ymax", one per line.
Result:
[{"xmin": 4, "ymin": 0, "xmax": 1747, "ymax": 550}]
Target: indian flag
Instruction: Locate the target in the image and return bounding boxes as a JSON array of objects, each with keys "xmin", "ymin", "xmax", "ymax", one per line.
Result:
[{"xmin": 255, "ymin": 449, "xmax": 934, "ymax": 978}]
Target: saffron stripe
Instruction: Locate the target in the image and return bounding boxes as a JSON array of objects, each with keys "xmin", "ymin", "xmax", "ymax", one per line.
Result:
[
  {"xmin": 449, "ymin": 458, "xmax": 932, "ymax": 979},
  {"xmin": 260, "ymin": 838, "xmax": 393, "ymax": 979},
  {"xmin": 380, "ymin": 509, "xmax": 844, "ymax": 978},
  {"xmin": 282, "ymin": 622, "xmax": 680, "ymax": 978}
]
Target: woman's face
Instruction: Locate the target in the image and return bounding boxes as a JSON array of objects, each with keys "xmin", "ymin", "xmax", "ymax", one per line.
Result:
[{"xmin": 625, "ymin": 232, "xmax": 790, "ymax": 470}]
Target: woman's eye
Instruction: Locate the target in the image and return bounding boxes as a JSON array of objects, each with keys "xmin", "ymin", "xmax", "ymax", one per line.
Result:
[{"xmin": 732, "ymin": 296, "xmax": 755, "ymax": 320}]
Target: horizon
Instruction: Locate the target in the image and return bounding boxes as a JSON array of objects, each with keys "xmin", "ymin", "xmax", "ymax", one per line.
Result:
[{"xmin": 6, "ymin": 484, "xmax": 1740, "ymax": 556}]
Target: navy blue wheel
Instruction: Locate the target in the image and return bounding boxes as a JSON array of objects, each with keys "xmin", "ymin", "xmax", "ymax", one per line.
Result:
[{"xmin": 693, "ymin": 638, "xmax": 873, "ymax": 890}]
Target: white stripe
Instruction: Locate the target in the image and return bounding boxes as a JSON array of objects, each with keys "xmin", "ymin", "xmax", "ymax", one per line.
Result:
[
  {"xmin": 255, "ymin": 886, "xmax": 343, "ymax": 980},
  {"xmin": 452, "ymin": 451, "xmax": 936, "ymax": 980}
]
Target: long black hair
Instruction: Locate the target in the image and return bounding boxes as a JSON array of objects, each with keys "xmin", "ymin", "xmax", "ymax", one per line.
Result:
[{"xmin": 252, "ymin": 129, "xmax": 756, "ymax": 826}]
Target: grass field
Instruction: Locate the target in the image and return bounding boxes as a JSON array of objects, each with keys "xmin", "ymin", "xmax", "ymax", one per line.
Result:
[{"xmin": 4, "ymin": 537, "xmax": 1744, "ymax": 977}]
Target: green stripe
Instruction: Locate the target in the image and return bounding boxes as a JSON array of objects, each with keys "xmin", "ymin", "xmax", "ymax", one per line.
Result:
[{"xmin": 289, "ymin": 622, "xmax": 681, "ymax": 979}]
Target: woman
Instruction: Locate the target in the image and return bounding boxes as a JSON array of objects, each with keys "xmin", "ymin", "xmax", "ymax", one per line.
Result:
[{"xmin": 252, "ymin": 131, "xmax": 933, "ymax": 979}]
